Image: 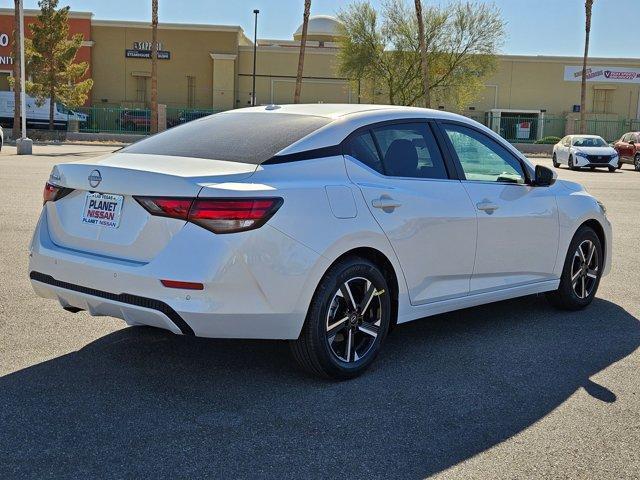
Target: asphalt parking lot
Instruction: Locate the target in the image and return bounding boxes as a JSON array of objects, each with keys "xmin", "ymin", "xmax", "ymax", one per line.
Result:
[{"xmin": 0, "ymin": 143, "xmax": 638, "ymax": 479}]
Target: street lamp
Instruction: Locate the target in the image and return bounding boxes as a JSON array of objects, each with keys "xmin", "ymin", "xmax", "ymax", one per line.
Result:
[
  {"xmin": 16, "ymin": 0, "xmax": 32, "ymax": 155},
  {"xmin": 252, "ymin": 9, "xmax": 259, "ymax": 106}
]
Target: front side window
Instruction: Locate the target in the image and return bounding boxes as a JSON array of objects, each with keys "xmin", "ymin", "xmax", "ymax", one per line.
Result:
[
  {"xmin": 563, "ymin": 137, "xmax": 571, "ymax": 147},
  {"xmin": 372, "ymin": 123, "xmax": 448, "ymax": 179},
  {"xmin": 443, "ymin": 124, "xmax": 526, "ymax": 184}
]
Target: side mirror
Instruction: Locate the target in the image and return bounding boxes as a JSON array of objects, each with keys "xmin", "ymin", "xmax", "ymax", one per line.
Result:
[
  {"xmin": 533, "ymin": 165, "xmax": 556, "ymax": 187},
  {"xmin": 629, "ymin": 140, "xmax": 635, "ymax": 145}
]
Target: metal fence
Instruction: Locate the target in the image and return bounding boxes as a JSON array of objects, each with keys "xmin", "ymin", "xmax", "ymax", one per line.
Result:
[
  {"xmin": 73, "ymin": 106, "xmax": 219, "ymax": 135},
  {"xmin": 68, "ymin": 106, "xmax": 640, "ymax": 144},
  {"xmin": 572, "ymin": 118, "xmax": 640, "ymax": 143}
]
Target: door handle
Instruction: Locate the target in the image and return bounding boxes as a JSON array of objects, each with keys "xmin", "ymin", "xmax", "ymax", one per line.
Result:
[
  {"xmin": 371, "ymin": 196, "xmax": 402, "ymax": 210},
  {"xmin": 476, "ymin": 201, "xmax": 499, "ymax": 213}
]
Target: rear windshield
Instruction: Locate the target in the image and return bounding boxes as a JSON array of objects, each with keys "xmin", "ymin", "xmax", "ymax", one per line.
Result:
[{"xmin": 122, "ymin": 112, "xmax": 331, "ymax": 164}]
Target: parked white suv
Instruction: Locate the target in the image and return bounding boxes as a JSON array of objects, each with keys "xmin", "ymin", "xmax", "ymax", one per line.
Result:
[{"xmin": 29, "ymin": 105, "xmax": 612, "ymax": 378}]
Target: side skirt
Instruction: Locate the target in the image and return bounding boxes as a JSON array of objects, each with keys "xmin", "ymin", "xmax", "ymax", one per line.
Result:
[{"xmin": 397, "ymin": 279, "xmax": 560, "ymax": 324}]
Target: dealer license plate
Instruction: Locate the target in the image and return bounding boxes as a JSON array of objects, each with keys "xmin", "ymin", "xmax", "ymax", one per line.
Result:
[{"xmin": 81, "ymin": 192, "xmax": 124, "ymax": 229}]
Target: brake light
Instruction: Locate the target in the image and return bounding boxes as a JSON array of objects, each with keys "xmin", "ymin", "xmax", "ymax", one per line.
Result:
[
  {"xmin": 135, "ymin": 197, "xmax": 283, "ymax": 234},
  {"xmin": 135, "ymin": 197, "xmax": 192, "ymax": 220},
  {"xmin": 189, "ymin": 198, "xmax": 283, "ymax": 233},
  {"xmin": 43, "ymin": 183, "xmax": 73, "ymax": 205}
]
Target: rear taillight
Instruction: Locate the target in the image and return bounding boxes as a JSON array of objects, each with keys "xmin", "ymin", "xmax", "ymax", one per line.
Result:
[
  {"xmin": 135, "ymin": 196, "xmax": 283, "ymax": 234},
  {"xmin": 135, "ymin": 197, "xmax": 193, "ymax": 220},
  {"xmin": 43, "ymin": 183, "xmax": 73, "ymax": 205}
]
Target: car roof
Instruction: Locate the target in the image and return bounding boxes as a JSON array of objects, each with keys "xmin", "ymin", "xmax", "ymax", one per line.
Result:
[
  {"xmin": 225, "ymin": 103, "xmax": 464, "ymax": 121},
  {"xmin": 224, "ymin": 104, "xmax": 477, "ymax": 156}
]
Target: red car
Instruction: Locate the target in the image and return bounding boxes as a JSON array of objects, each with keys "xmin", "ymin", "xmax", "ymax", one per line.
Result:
[
  {"xmin": 613, "ymin": 132, "xmax": 640, "ymax": 171},
  {"xmin": 118, "ymin": 110, "xmax": 150, "ymax": 132}
]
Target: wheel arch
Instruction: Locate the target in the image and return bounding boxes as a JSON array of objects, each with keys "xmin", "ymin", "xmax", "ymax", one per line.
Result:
[
  {"xmin": 580, "ymin": 218, "xmax": 607, "ymax": 271},
  {"xmin": 307, "ymin": 246, "xmax": 401, "ymax": 332}
]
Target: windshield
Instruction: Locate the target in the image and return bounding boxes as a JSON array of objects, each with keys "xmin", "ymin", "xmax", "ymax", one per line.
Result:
[
  {"xmin": 572, "ymin": 136, "xmax": 607, "ymax": 147},
  {"xmin": 56, "ymin": 103, "xmax": 71, "ymax": 115},
  {"xmin": 122, "ymin": 112, "xmax": 332, "ymax": 164}
]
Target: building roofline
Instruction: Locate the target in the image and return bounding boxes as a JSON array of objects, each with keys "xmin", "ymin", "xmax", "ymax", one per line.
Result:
[
  {"xmin": 0, "ymin": 7, "xmax": 93, "ymax": 19},
  {"xmin": 499, "ymin": 54, "xmax": 640, "ymax": 63},
  {"xmin": 91, "ymin": 19, "xmax": 244, "ymax": 33}
]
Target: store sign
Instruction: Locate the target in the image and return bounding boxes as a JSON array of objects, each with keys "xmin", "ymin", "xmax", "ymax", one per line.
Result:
[
  {"xmin": 564, "ymin": 65, "xmax": 640, "ymax": 84},
  {"xmin": 126, "ymin": 41, "xmax": 170, "ymax": 60}
]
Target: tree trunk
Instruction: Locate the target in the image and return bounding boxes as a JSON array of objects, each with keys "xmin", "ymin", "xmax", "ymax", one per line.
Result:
[
  {"xmin": 150, "ymin": 0, "xmax": 158, "ymax": 133},
  {"xmin": 12, "ymin": 0, "xmax": 21, "ymax": 139},
  {"xmin": 293, "ymin": 0, "xmax": 311, "ymax": 104},
  {"xmin": 48, "ymin": 89, "xmax": 54, "ymax": 131},
  {"xmin": 414, "ymin": 0, "xmax": 430, "ymax": 108},
  {"xmin": 580, "ymin": 0, "xmax": 593, "ymax": 133}
]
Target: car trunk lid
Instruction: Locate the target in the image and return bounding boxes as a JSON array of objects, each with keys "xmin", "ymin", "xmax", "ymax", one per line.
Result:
[{"xmin": 45, "ymin": 152, "xmax": 257, "ymax": 262}]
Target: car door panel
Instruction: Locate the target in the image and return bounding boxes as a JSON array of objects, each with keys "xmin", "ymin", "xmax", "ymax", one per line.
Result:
[
  {"xmin": 439, "ymin": 122, "xmax": 560, "ymax": 293},
  {"xmin": 343, "ymin": 122, "xmax": 477, "ymax": 305},
  {"xmin": 461, "ymin": 182, "xmax": 559, "ymax": 291},
  {"xmin": 347, "ymin": 164, "xmax": 477, "ymax": 304}
]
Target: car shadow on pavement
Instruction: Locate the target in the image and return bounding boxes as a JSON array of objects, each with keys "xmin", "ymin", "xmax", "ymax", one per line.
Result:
[{"xmin": 1, "ymin": 295, "xmax": 638, "ymax": 479}]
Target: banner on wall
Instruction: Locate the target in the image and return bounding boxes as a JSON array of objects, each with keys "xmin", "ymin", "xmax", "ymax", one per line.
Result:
[{"xmin": 564, "ymin": 66, "xmax": 640, "ymax": 84}]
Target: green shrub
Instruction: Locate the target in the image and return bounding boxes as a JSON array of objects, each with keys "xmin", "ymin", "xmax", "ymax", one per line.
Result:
[{"xmin": 535, "ymin": 136, "xmax": 561, "ymax": 145}]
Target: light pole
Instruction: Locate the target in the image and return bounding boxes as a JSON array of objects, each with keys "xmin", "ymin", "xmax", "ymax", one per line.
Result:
[
  {"xmin": 252, "ymin": 9, "xmax": 259, "ymax": 106},
  {"xmin": 16, "ymin": 0, "xmax": 32, "ymax": 155}
]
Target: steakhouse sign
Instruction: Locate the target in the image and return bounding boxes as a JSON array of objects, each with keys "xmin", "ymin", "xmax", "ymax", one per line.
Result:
[{"xmin": 564, "ymin": 66, "xmax": 640, "ymax": 84}]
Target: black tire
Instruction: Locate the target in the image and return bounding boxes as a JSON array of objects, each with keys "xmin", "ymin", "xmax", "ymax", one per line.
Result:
[
  {"xmin": 590, "ymin": 166, "xmax": 596, "ymax": 171},
  {"xmin": 568, "ymin": 155, "xmax": 578, "ymax": 170},
  {"xmin": 546, "ymin": 226, "xmax": 603, "ymax": 310},
  {"xmin": 552, "ymin": 153, "xmax": 560, "ymax": 168},
  {"xmin": 635, "ymin": 154, "xmax": 640, "ymax": 172},
  {"xmin": 290, "ymin": 256, "xmax": 391, "ymax": 379}
]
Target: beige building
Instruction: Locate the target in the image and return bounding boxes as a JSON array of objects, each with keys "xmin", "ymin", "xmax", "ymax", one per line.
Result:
[{"xmin": 2, "ymin": 9, "xmax": 640, "ymax": 140}]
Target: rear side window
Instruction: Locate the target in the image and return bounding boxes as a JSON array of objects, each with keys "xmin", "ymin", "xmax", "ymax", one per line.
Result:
[
  {"xmin": 372, "ymin": 123, "xmax": 447, "ymax": 179},
  {"xmin": 122, "ymin": 112, "xmax": 331, "ymax": 164},
  {"xmin": 345, "ymin": 122, "xmax": 448, "ymax": 179},
  {"xmin": 343, "ymin": 131, "xmax": 383, "ymax": 172}
]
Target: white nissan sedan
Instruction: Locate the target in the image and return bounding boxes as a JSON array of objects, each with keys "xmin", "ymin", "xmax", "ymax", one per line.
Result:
[
  {"xmin": 552, "ymin": 134, "xmax": 619, "ymax": 171},
  {"xmin": 29, "ymin": 105, "xmax": 612, "ymax": 379}
]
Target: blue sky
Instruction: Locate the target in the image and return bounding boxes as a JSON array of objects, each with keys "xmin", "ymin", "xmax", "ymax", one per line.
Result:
[{"xmin": 10, "ymin": 0, "xmax": 634, "ymax": 58}]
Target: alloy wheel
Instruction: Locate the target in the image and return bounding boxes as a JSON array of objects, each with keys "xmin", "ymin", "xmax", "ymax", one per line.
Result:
[
  {"xmin": 325, "ymin": 276, "xmax": 383, "ymax": 363},
  {"xmin": 635, "ymin": 155, "xmax": 640, "ymax": 171},
  {"xmin": 570, "ymin": 239, "xmax": 599, "ymax": 299}
]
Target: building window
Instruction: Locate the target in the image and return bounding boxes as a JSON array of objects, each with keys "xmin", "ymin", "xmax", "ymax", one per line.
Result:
[
  {"xmin": 593, "ymin": 88, "xmax": 614, "ymax": 114},
  {"xmin": 187, "ymin": 75, "xmax": 196, "ymax": 108},
  {"xmin": 136, "ymin": 76, "xmax": 147, "ymax": 104}
]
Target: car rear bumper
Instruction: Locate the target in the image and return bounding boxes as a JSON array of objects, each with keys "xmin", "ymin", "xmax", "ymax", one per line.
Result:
[{"xmin": 28, "ymin": 210, "xmax": 324, "ymax": 339}]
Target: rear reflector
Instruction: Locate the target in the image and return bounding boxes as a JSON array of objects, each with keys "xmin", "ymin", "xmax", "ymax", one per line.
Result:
[
  {"xmin": 43, "ymin": 183, "xmax": 74, "ymax": 205},
  {"xmin": 160, "ymin": 279, "xmax": 204, "ymax": 290},
  {"xmin": 135, "ymin": 196, "xmax": 283, "ymax": 234}
]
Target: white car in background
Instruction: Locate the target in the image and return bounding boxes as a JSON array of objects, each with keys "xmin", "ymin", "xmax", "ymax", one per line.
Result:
[
  {"xmin": 29, "ymin": 105, "xmax": 612, "ymax": 379},
  {"xmin": 552, "ymin": 134, "xmax": 619, "ymax": 171}
]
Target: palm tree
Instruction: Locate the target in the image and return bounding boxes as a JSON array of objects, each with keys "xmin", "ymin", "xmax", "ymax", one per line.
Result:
[
  {"xmin": 579, "ymin": 0, "xmax": 594, "ymax": 133},
  {"xmin": 12, "ymin": 0, "xmax": 21, "ymax": 139},
  {"xmin": 414, "ymin": 0, "xmax": 430, "ymax": 108},
  {"xmin": 294, "ymin": 0, "xmax": 311, "ymax": 104},
  {"xmin": 150, "ymin": 0, "xmax": 158, "ymax": 133}
]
